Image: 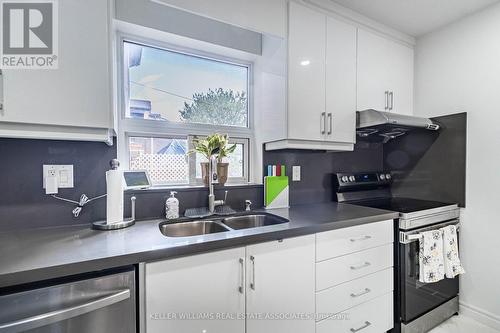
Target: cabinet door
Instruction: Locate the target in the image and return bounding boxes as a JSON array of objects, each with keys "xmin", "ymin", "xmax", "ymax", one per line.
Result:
[
  {"xmin": 357, "ymin": 29, "xmax": 414, "ymax": 115},
  {"xmin": 388, "ymin": 40, "xmax": 414, "ymax": 115},
  {"xmin": 288, "ymin": 2, "xmax": 326, "ymax": 141},
  {"xmin": 1, "ymin": 0, "xmax": 111, "ymax": 129},
  {"xmin": 357, "ymin": 29, "xmax": 390, "ymax": 112},
  {"xmin": 145, "ymin": 247, "xmax": 246, "ymax": 333},
  {"xmin": 246, "ymin": 235, "xmax": 315, "ymax": 333},
  {"xmin": 325, "ymin": 17, "xmax": 356, "ymax": 144}
]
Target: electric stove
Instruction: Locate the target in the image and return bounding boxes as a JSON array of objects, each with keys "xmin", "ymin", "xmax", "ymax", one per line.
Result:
[{"xmin": 333, "ymin": 171, "xmax": 460, "ymax": 333}]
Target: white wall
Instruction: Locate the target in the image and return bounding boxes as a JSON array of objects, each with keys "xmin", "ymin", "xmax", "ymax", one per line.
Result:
[
  {"xmin": 414, "ymin": 3, "xmax": 500, "ymax": 329},
  {"xmin": 152, "ymin": 0, "xmax": 287, "ymax": 38}
]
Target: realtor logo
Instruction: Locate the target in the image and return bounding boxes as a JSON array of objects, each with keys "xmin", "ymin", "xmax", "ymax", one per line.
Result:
[{"xmin": 1, "ymin": 0, "xmax": 58, "ymax": 69}]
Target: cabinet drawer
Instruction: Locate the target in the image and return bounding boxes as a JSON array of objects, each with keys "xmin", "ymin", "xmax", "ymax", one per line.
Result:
[
  {"xmin": 316, "ymin": 244, "xmax": 393, "ymax": 291},
  {"xmin": 316, "ymin": 292, "xmax": 393, "ymax": 333},
  {"xmin": 316, "ymin": 220, "xmax": 393, "ymax": 262},
  {"xmin": 316, "ymin": 268, "xmax": 393, "ymax": 319}
]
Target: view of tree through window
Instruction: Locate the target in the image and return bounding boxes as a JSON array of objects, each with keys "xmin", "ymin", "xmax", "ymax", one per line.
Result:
[{"xmin": 124, "ymin": 41, "xmax": 249, "ymax": 127}]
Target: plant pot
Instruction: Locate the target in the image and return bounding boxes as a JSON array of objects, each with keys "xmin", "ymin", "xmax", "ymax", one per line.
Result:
[
  {"xmin": 200, "ymin": 162, "xmax": 210, "ymax": 186},
  {"xmin": 217, "ymin": 162, "xmax": 229, "ymax": 186},
  {"xmin": 200, "ymin": 162, "xmax": 229, "ymax": 186}
]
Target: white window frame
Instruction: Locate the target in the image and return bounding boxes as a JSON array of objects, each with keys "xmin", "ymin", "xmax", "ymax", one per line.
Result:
[{"xmin": 116, "ymin": 33, "xmax": 254, "ymax": 186}]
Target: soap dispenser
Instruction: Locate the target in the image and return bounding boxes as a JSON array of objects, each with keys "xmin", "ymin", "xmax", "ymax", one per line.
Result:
[{"xmin": 166, "ymin": 191, "xmax": 179, "ymax": 220}]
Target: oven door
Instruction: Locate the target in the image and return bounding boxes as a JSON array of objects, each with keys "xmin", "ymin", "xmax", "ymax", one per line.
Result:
[{"xmin": 399, "ymin": 220, "xmax": 460, "ymax": 324}]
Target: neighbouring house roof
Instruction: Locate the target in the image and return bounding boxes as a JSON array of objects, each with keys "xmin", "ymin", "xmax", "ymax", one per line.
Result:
[{"xmin": 157, "ymin": 139, "xmax": 187, "ymax": 155}]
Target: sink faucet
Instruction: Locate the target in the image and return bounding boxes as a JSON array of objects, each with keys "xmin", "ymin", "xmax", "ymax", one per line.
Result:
[{"xmin": 208, "ymin": 155, "xmax": 227, "ymax": 213}]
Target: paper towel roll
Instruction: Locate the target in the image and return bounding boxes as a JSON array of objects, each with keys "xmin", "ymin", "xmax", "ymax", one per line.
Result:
[{"xmin": 106, "ymin": 169, "xmax": 124, "ymax": 224}]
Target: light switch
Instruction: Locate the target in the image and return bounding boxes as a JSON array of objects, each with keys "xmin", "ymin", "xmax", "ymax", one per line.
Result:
[{"xmin": 292, "ymin": 166, "xmax": 301, "ymax": 181}]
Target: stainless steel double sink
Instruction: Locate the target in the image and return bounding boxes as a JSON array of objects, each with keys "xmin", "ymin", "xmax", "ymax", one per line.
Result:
[{"xmin": 160, "ymin": 213, "xmax": 289, "ymax": 237}]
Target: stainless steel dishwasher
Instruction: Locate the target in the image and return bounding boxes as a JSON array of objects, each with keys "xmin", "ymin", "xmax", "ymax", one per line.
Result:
[{"xmin": 0, "ymin": 267, "xmax": 136, "ymax": 333}]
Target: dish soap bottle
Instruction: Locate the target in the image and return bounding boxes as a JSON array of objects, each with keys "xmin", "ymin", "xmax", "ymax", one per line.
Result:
[{"xmin": 166, "ymin": 191, "xmax": 179, "ymax": 220}]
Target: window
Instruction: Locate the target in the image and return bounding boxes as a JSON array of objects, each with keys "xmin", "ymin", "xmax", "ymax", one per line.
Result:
[
  {"xmin": 124, "ymin": 41, "xmax": 249, "ymax": 127},
  {"xmin": 129, "ymin": 136, "xmax": 189, "ymax": 185},
  {"xmin": 120, "ymin": 38, "xmax": 252, "ymax": 186}
]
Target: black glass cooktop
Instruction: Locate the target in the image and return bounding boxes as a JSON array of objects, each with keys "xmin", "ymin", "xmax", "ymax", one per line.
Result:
[{"xmin": 349, "ymin": 197, "xmax": 454, "ymax": 214}]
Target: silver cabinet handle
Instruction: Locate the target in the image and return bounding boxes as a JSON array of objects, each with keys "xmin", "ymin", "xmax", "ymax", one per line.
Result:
[
  {"xmin": 350, "ymin": 321, "xmax": 372, "ymax": 332},
  {"xmin": 238, "ymin": 258, "xmax": 244, "ymax": 294},
  {"xmin": 0, "ymin": 69, "xmax": 4, "ymax": 113},
  {"xmin": 327, "ymin": 113, "xmax": 332, "ymax": 135},
  {"xmin": 350, "ymin": 288, "xmax": 371, "ymax": 298},
  {"xmin": 389, "ymin": 91, "xmax": 394, "ymax": 110},
  {"xmin": 384, "ymin": 91, "xmax": 389, "ymax": 110},
  {"xmin": 350, "ymin": 235, "xmax": 372, "ymax": 242},
  {"xmin": 320, "ymin": 112, "xmax": 326, "ymax": 135},
  {"xmin": 0, "ymin": 289, "xmax": 130, "ymax": 332},
  {"xmin": 350, "ymin": 262, "xmax": 371, "ymax": 270},
  {"xmin": 250, "ymin": 256, "xmax": 255, "ymax": 290},
  {"xmin": 250, "ymin": 255, "xmax": 256, "ymax": 290}
]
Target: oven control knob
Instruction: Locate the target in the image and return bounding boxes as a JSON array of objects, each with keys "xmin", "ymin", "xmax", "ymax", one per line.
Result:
[
  {"xmin": 379, "ymin": 174, "xmax": 386, "ymax": 180},
  {"xmin": 341, "ymin": 176, "xmax": 349, "ymax": 183},
  {"xmin": 386, "ymin": 174, "xmax": 392, "ymax": 180},
  {"xmin": 349, "ymin": 175, "xmax": 355, "ymax": 182}
]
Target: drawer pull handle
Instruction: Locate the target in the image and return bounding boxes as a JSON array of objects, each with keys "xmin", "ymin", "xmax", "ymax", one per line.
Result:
[
  {"xmin": 350, "ymin": 235, "xmax": 372, "ymax": 242},
  {"xmin": 350, "ymin": 262, "xmax": 371, "ymax": 270},
  {"xmin": 350, "ymin": 288, "xmax": 371, "ymax": 298},
  {"xmin": 350, "ymin": 321, "xmax": 371, "ymax": 332}
]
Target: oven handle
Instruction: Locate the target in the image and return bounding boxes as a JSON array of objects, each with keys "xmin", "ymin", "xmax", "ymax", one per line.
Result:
[{"xmin": 400, "ymin": 219, "xmax": 460, "ymax": 244}]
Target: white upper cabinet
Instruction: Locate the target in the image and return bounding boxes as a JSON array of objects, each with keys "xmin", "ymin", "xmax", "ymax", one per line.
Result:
[
  {"xmin": 325, "ymin": 16, "xmax": 357, "ymax": 144},
  {"xmin": 288, "ymin": 2, "xmax": 326, "ymax": 142},
  {"xmin": 0, "ymin": 0, "xmax": 112, "ymax": 143},
  {"xmin": 267, "ymin": 2, "xmax": 356, "ymax": 151},
  {"xmin": 246, "ymin": 235, "xmax": 316, "ymax": 333},
  {"xmin": 357, "ymin": 29, "xmax": 414, "ymax": 115}
]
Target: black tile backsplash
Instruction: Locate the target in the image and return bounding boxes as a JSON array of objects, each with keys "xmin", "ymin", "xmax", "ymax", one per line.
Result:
[
  {"xmin": 3, "ymin": 131, "xmax": 456, "ymax": 231},
  {"xmin": 0, "ymin": 138, "xmax": 263, "ymax": 231},
  {"xmin": 125, "ymin": 185, "xmax": 264, "ymax": 221},
  {"xmin": 263, "ymin": 142, "xmax": 384, "ymax": 205},
  {"xmin": 0, "ymin": 138, "xmax": 116, "ymax": 231}
]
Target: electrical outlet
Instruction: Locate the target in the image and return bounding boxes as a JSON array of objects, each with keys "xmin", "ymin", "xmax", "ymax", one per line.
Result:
[
  {"xmin": 292, "ymin": 166, "xmax": 301, "ymax": 181},
  {"xmin": 43, "ymin": 165, "xmax": 74, "ymax": 189}
]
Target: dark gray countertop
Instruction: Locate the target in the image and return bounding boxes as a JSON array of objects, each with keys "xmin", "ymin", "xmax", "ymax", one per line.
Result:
[{"xmin": 0, "ymin": 202, "xmax": 398, "ymax": 288}]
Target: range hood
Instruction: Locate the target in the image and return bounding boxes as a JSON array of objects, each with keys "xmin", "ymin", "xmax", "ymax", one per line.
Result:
[{"xmin": 356, "ymin": 109, "xmax": 440, "ymax": 142}]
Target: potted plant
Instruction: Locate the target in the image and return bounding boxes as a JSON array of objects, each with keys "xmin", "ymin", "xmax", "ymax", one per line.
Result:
[
  {"xmin": 189, "ymin": 134, "xmax": 236, "ymax": 186},
  {"xmin": 215, "ymin": 134, "xmax": 236, "ymax": 186}
]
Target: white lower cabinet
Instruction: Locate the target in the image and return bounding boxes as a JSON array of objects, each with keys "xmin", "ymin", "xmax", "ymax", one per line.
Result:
[
  {"xmin": 145, "ymin": 247, "xmax": 246, "ymax": 333},
  {"xmin": 246, "ymin": 235, "xmax": 315, "ymax": 333},
  {"xmin": 316, "ymin": 244, "xmax": 393, "ymax": 290},
  {"xmin": 316, "ymin": 292, "xmax": 393, "ymax": 333},
  {"xmin": 315, "ymin": 219, "xmax": 394, "ymax": 333},
  {"xmin": 144, "ymin": 234, "xmax": 315, "ymax": 333},
  {"xmin": 144, "ymin": 221, "xmax": 393, "ymax": 333},
  {"xmin": 316, "ymin": 268, "xmax": 393, "ymax": 318}
]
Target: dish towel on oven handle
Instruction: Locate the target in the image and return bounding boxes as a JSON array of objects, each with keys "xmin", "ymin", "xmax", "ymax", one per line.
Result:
[
  {"xmin": 441, "ymin": 225, "xmax": 465, "ymax": 278},
  {"xmin": 419, "ymin": 229, "xmax": 445, "ymax": 283}
]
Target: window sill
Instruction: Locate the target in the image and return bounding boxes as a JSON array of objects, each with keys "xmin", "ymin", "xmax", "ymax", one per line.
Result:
[{"xmin": 125, "ymin": 183, "xmax": 263, "ymax": 194}]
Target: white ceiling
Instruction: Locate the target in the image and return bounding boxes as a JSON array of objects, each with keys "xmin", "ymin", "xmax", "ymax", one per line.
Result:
[{"xmin": 331, "ymin": 0, "xmax": 500, "ymax": 36}]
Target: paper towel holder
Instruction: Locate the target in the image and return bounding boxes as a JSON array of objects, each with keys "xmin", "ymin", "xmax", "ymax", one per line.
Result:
[{"xmin": 92, "ymin": 196, "xmax": 136, "ymax": 230}]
